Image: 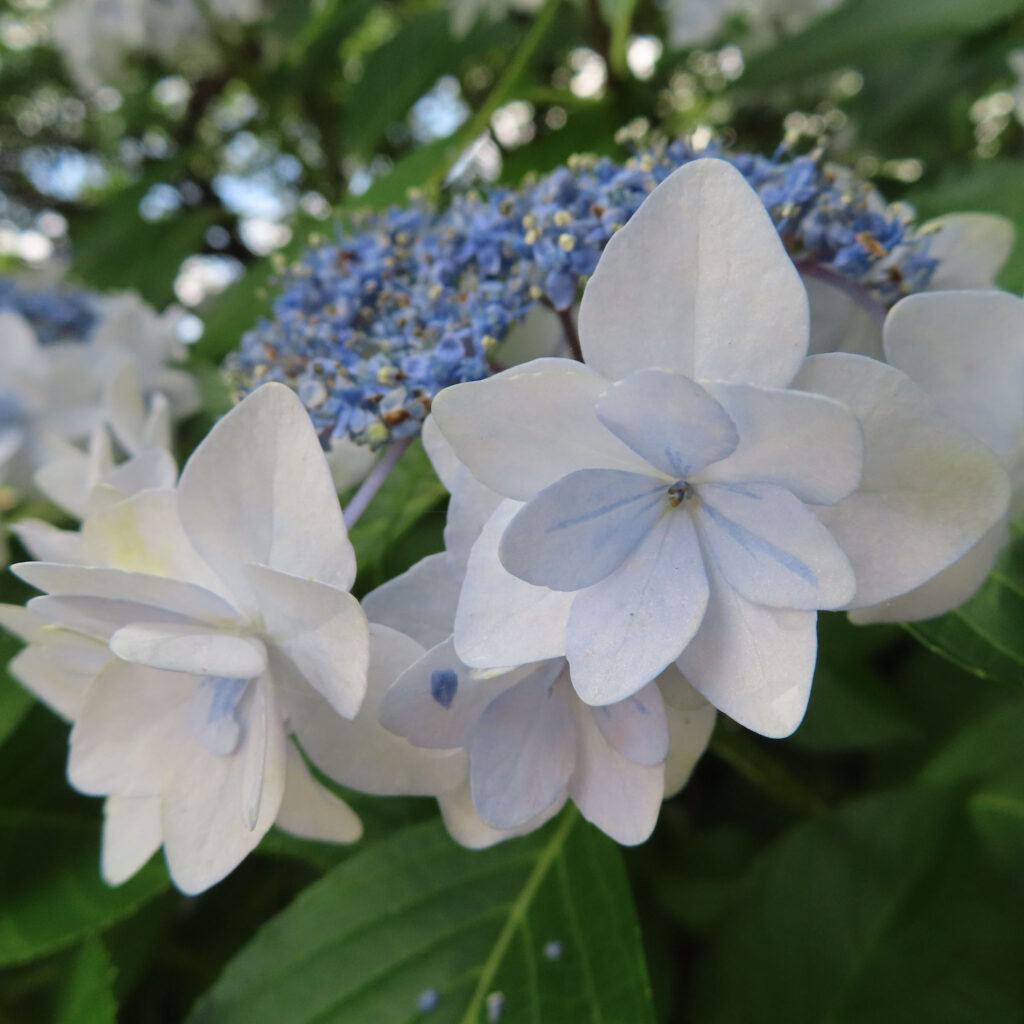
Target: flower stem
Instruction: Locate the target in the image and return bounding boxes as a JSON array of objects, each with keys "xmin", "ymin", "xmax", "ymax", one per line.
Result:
[
  {"xmin": 709, "ymin": 720, "xmax": 827, "ymax": 817},
  {"xmin": 342, "ymin": 437, "xmax": 413, "ymax": 529},
  {"xmin": 426, "ymin": 0, "xmax": 562, "ymax": 193}
]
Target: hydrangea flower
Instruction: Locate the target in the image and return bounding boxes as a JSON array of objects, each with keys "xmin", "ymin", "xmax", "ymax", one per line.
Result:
[
  {"xmin": 7, "ymin": 384, "xmax": 370, "ymax": 893},
  {"xmin": 838, "ymin": 288, "xmax": 1024, "ymax": 622},
  {"xmin": 352, "ymin": 419, "xmax": 716, "ymax": 846},
  {"xmin": 0, "ymin": 289, "xmax": 197, "ymax": 498},
  {"xmin": 430, "ymin": 159, "xmax": 1010, "ymax": 737},
  {"xmin": 232, "ymin": 141, "xmax": 967, "ymax": 449}
]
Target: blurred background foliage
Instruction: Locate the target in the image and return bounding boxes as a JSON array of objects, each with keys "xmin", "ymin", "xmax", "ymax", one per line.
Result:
[{"xmin": 2, "ymin": 0, "xmax": 1024, "ymax": 1021}]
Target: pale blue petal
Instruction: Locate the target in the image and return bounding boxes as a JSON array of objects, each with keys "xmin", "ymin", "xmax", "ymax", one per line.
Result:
[
  {"xmin": 499, "ymin": 469, "xmax": 667, "ymax": 591},
  {"xmin": 695, "ymin": 481, "xmax": 855, "ymax": 610},
  {"xmin": 567, "ymin": 510, "xmax": 709, "ymax": 705},
  {"xmin": 470, "ymin": 669, "xmax": 576, "ymax": 830},
  {"xmin": 595, "ymin": 369, "xmax": 738, "ymax": 478}
]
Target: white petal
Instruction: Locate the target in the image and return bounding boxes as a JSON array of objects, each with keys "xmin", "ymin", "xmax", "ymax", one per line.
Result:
[
  {"xmin": 162, "ymin": 676, "xmax": 287, "ymax": 895},
  {"xmin": 177, "ymin": 383, "xmax": 356, "ymax": 614},
  {"xmin": 100, "ymin": 447, "xmax": 178, "ymax": 502},
  {"xmin": 69, "ymin": 662, "xmax": 194, "ymax": 797},
  {"xmin": 657, "ymin": 667, "xmax": 716, "ymax": 797},
  {"xmin": 290, "ymin": 624, "xmax": 467, "ymax": 797},
  {"xmin": 33, "ymin": 441, "xmax": 100, "ymax": 519},
  {"xmin": 110, "ymin": 622, "xmax": 267, "ymax": 679},
  {"xmin": 676, "ymin": 560, "xmax": 817, "ymax": 738},
  {"xmin": 591, "ymin": 682, "xmax": 669, "ymax": 765},
  {"xmin": 379, "ymin": 636, "xmax": 530, "ymax": 750},
  {"xmin": 578, "ymin": 159, "xmax": 809, "ymax": 386},
  {"xmin": 569, "ymin": 700, "xmax": 664, "ymax": 846},
  {"xmin": 804, "ymin": 276, "xmax": 883, "ymax": 359},
  {"xmin": 9, "ymin": 519, "xmax": 85, "ymax": 564},
  {"xmin": 79, "ymin": 490, "xmax": 229, "ymax": 599},
  {"xmin": 883, "ymin": 290, "xmax": 1024, "ymax": 466},
  {"xmin": 424, "ymin": 414, "xmax": 502, "ymax": 572},
  {"xmin": 29, "ymin": 594, "xmax": 198, "ymax": 643},
  {"xmin": 699, "ymin": 383, "xmax": 863, "ymax": 504},
  {"xmin": 595, "ymin": 370, "xmax": 739, "ymax": 478},
  {"xmin": 274, "ymin": 739, "xmax": 362, "ymax": 844},
  {"xmin": 794, "ymin": 353, "xmax": 1011, "ymax": 607},
  {"xmin": 499, "ymin": 469, "xmax": 667, "ymax": 590},
  {"xmin": 454, "ymin": 501, "xmax": 574, "ymax": 668},
  {"xmin": 849, "ymin": 517, "xmax": 1010, "ymax": 624},
  {"xmin": 443, "ymin": 469, "xmax": 503, "ymax": 577},
  {"xmin": 470, "ymin": 669, "xmax": 576, "ymax": 830},
  {"xmin": 101, "ymin": 796, "xmax": 163, "ymax": 885},
  {"xmin": 142, "ymin": 392, "xmax": 173, "ymax": 453},
  {"xmin": 0, "ymin": 310, "xmax": 44, "ymax": 374},
  {"xmin": 325, "ymin": 436, "xmax": 378, "ymax": 494},
  {"xmin": 8, "ymin": 644, "xmax": 96, "ymax": 720},
  {"xmin": 14, "ymin": 562, "xmax": 239, "ymax": 622},
  {"xmin": 104, "ymin": 362, "xmax": 148, "ymax": 456},
  {"xmin": 566, "ymin": 511, "xmax": 709, "ymax": 705},
  {"xmin": 431, "ymin": 358, "xmax": 652, "ymax": 501},
  {"xmin": 0, "ymin": 603, "xmax": 44, "ymax": 644},
  {"xmin": 420, "ymin": 414, "xmax": 460, "ymax": 492},
  {"xmin": 362, "ymin": 553, "xmax": 460, "ymax": 649},
  {"xmin": 245, "ymin": 563, "xmax": 369, "ymax": 720},
  {"xmin": 922, "ymin": 213, "xmax": 1015, "ymax": 290},
  {"xmin": 695, "ymin": 482, "xmax": 856, "ymax": 610},
  {"xmin": 438, "ymin": 780, "xmax": 567, "ymax": 850}
]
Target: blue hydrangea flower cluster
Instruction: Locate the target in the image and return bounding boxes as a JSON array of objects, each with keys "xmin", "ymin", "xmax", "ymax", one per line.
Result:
[
  {"xmin": 229, "ymin": 141, "xmax": 941, "ymax": 448},
  {"xmin": 0, "ymin": 277, "xmax": 98, "ymax": 344}
]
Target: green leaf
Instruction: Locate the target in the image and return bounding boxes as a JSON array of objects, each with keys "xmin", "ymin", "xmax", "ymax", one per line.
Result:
[
  {"xmin": 922, "ymin": 696, "xmax": 1024, "ymax": 870},
  {"xmin": 691, "ymin": 786, "xmax": 1024, "ymax": 1023},
  {"xmin": 186, "ymin": 811, "xmax": 656, "ymax": 1024},
  {"xmin": 69, "ymin": 179, "xmax": 217, "ymax": 309},
  {"xmin": 906, "ymin": 523, "xmax": 1024, "ymax": 688},
  {"xmin": 793, "ymin": 615, "xmax": 916, "ymax": 752},
  {"xmin": 741, "ymin": 0, "xmax": 1024, "ymax": 87},
  {"xmin": 597, "ymin": 0, "xmax": 639, "ymax": 75},
  {"xmin": 344, "ymin": 12, "xmax": 467, "ymax": 158},
  {"xmin": 54, "ymin": 939, "xmax": 117, "ymax": 1024},
  {"xmin": 0, "ymin": 810, "xmax": 170, "ymax": 966},
  {"xmin": 349, "ymin": 439, "xmax": 447, "ymax": 592}
]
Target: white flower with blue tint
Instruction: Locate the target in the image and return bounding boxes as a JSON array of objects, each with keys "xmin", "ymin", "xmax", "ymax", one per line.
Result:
[
  {"xmin": 348, "ymin": 422, "xmax": 716, "ymax": 848},
  {"xmin": 432, "ymin": 159, "xmax": 1011, "ymax": 738},
  {"xmin": 9, "ymin": 384, "xmax": 370, "ymax": 893},
  {"xmin": 833, "ymin": 288, "xmax": 1024, "ymax": 623}
]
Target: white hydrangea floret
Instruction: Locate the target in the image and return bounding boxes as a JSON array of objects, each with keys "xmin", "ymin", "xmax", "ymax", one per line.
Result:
[
  {"xmin": 8, "ymin": 383, "xmax": 370, "ymax": 894},
  {"xmin": 340, "ymin": 420, "xmax": 717, "ymax": 848},
  {"xmin": 431, "ymin": 159, "xmax": 1010, "ymax": 739}
]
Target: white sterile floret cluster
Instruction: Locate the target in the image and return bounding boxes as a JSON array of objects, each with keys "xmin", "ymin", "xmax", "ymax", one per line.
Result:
[
  {"xmin": 1, "ymin": 158, "xmax": 1019, "ymax": 893},
  {"xmin": 0, "ymin": 291, "xmax": 198, "ymax": 566}
]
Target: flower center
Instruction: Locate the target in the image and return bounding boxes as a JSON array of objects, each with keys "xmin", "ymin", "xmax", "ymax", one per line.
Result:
[{"xmin": 667, "ymin": 481, "xmax": 695, "ymax": 508}]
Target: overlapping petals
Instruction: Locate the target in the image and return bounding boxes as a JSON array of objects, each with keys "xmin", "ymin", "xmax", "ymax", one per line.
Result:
[{"xmin": 6, "ymin": 384, "xmax": 371, "ymax": 893}]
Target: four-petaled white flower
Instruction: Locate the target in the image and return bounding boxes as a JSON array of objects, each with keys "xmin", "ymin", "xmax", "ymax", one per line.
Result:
[
  {"xmin": 431, "ymin": 159, "xmax": 1011, "ymax": 738},
  {"xmin": 10, "ymin": 383, "xmax": 370, "ymax": 893},
  {"xmin": 352, "ymin": 420, "xmax": 717, "ymax": 847}
]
